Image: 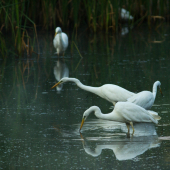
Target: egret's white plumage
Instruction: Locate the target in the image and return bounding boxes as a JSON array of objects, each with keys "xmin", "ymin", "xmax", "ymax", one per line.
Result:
[
  {"xmin": 53, "ymin": 27, "xmax": 68, "ymax": 55},
  {"xmin": 121, "ymin": 8, "xmax": 134, "ymax": 20},
  {"xmin": 127, "ymin": 81, "xmax": 162, "ymax": 110},
  {"xmin": 51, "ymin": 77, "xmax": 135, "ymax": 105},
  {"xmin": 79, "ymin": 102, "xmax": 161, "ymax": 134}
]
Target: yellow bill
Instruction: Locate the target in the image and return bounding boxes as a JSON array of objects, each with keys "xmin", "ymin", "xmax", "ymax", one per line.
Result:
[
  {"xmin": 79, "ymin": 118, "xmax": 85, "ymax": 131},
  {"xmin": 159, "ymin": 88, "xmax": 163, "ymax": 96},
  {"xmin": 54, "ymin": 32, "xmax": 57, "ymax": 38},
  {"xmin": 51, "ymin": 81, "xmax": 61, "ymax": 89}
]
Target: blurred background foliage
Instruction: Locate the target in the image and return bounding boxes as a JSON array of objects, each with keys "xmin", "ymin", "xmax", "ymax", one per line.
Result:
[{"xmin": 0, "ymin": 0, "xmax": 169, "ymax": 57}]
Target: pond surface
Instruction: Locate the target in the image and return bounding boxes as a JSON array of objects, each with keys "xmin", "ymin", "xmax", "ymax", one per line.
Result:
[{"xmin": 0, "ymin": 24, "xmax": 170, "ymax": 169}]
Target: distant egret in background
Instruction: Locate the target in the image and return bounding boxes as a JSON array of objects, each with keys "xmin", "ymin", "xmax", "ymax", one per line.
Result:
[
  {"xmin": 51, "ymin": 77, "xmax": 135, "ymax": 105},
  {"xmin": 121, "ymin": 8, "xmax": 133, "ymax": 20},
  {"xmin": 79, "ymin": 102, "xmax": 161, "ymax": 134},
  {"xmin": 53, "ymin": 27, "xmax": 68, "ymax": 55},
  {"xmin": 127, "ymin": 81, "xmax": 163, "ymax": 110},
  {"xmin": 53, "ymin": 60, "xmax": 69, "ymax": 91}
]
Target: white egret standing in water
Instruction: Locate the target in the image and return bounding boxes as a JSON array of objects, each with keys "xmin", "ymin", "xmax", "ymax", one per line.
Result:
[
  {"xmin": 51, "ymin": 77, "xmax": 135, "ymax": 105},
  {"xmin": 53, "ymin": 27, "xmax": 68, "ymax": 55},
  {"xmin": 127, "ymin": 81, "xmax": 163, "ymax": 110},
  {"xmin": 79, "ymin": 102, "xmax": 161, "ymax": 135}
]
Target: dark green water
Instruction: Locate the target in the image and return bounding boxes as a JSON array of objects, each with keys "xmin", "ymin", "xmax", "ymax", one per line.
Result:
[{"xmin": 0, "ymin": 24, "xmax": 170, "ymax": 169}]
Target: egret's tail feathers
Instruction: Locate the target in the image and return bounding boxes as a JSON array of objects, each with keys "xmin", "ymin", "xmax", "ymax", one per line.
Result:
[
  {"xmin": 148, "ymin": 112, "xmax": 161, "ymax": 124},
  {"xmin": 152, "ymin": 114, "xmax": 161, "ymax": 120},
  {"xmin": 148, "ymin": 110, "xmax": 158, "ymax": 116},
  {"xmin": 148, "ymin": 110, "xmax": 161, "ymax": 121}
]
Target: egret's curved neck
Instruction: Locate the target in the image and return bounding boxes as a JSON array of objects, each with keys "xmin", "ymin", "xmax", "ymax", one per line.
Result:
[
  {"xmin": 84, "ymin": 145, "xmax": 117, "ymax": 157},
  {"xmin": 152, "ymin": 82, "xmax": 159, "ymax": 99},
  {"xmin": 84, "ymin": 147, "xmax": 101, "ymax": 157},
  {"xmin": 66, "ymin": 78, "xmax": 100, "ymax": 95},
  {"xmin": 90, "ymin": 106, "xmax": 116, "ymax": 121}
]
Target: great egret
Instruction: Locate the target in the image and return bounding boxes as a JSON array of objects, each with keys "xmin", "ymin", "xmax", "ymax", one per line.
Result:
[
  {"xmin": 121, "ymin": 8, "xmax": 133, "ymax": 20},
  {"xmin": 53, "ymin": 27, "xmax": 68, "ymax": 55},
  {"xmin": 127, "ymin": 81, "xmax": 163, "ymax": 110},
  {"xmin": 51, "ymin": 77, "xmax": 135, "ymax": 105},
  {"xmin": 79, "ymin": 102, "xmax": 161, "ymax": 134}
]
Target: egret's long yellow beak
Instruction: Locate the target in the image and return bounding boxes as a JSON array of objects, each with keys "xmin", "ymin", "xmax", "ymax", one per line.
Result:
[
  {"xmin": 54, "ymin": 32, "xmax": 57, "ymax": 38},
  {"xmin": 79, "ymin": 118, "xmax": 85, "ymax": 131},
  {"xmin": 51, "ymin": 81, "xmax": 61, "ymax": 89},
  {"xmin": 160, "ymin": 88, "xmax": 163, "ymax": 96}
]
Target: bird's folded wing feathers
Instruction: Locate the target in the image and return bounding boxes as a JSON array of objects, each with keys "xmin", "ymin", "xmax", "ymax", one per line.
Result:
[
  {"xmin": 127, "ymin": 92, "xmax": 154, "ymax": 109},
  {"xmin": 118, "ymin": 106, "xmax": 158, "ymax": 124},
  {"xmin": 148, "ymin": 110, "xmax": 158, "ymax": 115}
]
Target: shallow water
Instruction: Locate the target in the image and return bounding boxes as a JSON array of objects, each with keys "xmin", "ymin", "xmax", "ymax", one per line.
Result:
[{"xmin": 0, "ymin": 24, "xmax": 170, "ymax": 169}]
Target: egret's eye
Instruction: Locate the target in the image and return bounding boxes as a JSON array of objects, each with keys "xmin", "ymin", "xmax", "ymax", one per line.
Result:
[{"xmin": 83, "ymin": 116, "xmax": 86, "ymax": 119}]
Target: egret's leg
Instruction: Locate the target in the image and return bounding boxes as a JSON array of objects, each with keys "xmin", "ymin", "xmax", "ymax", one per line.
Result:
[
  {"xmin": 126, "ymin": 123, "xmax": 130, "ymax": 138},
  {"xmin": 130, "ymin": 122, "xmax": 135, "ymax": 135},
  {"xmin": 126, "ymin": 123, "xmax": 130, "ymax": 133}
]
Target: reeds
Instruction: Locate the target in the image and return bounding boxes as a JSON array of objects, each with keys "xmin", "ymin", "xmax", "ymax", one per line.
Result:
[
  {"xmin": 0, "ymin": 0, "xmax": 170, "ymax": 58},
  {"xmin": 0, "ymin": 0, "xmax": 38, "ymax": 57}
]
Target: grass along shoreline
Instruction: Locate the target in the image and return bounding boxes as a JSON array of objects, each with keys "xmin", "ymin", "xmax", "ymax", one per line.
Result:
[{"xmin": 0, "ymin": 0, "xmax": 169, "ymax": 57}]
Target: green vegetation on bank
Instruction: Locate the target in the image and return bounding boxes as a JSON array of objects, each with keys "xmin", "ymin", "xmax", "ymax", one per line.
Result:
[{"xmin": 0, "ymin": 0, "xmax": 169, "ymax": 57}]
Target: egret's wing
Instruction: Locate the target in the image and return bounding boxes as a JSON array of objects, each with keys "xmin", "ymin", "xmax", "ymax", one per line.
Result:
[
  {"xmin": 53, "ymin": 35, "xmax": 59, "ymax": 49},
  {"xmin": 148, "ymin": 110, "xmax": 158, "ymax": 116},
  {"xmin": 61, "ymin": 33, "xmax": 68, "ymax": 50},
  {"xmin": 101, "ymin": 84, "xmax": 135, "ymax": 103},
  {"xmin": 147, "ymin": 111, "xmax": 161, "ymax": 120},
  {"xmin": 115, "ymin": 102, "xmax": 158, "ymax": 124},
  {"xmin": 127, "ymin": 91, "xmax": 154, "ymax": 110}
]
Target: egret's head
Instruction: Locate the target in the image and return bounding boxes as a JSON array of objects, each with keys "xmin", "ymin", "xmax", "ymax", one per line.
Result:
[
  {"xmin": 154, "ymin": 81, "xmax": 163, "ymax": 96},
  {"xmin": 155, "ymin": 81, "xmax": 163, "ymax": 96},
  {"xmin": 156, "ymin": 81, "xmax": 161, "ymax": 87},
  {"xmin": 54, "ymin": 27, "xmax": 62, "ymax": 37},
  {"xmin": 51, "ymin": 77, "xmax": 69, "ymax": 89},
  {"xmin": 79, "ymin": 106, "xmax": 99, "ymax": 131}
]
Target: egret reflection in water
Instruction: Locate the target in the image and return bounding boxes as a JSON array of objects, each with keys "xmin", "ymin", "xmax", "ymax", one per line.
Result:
[
  {"xmin": 121, "ymin": 27, "xmax": 129, "ymax": 36},
  {"xmin": 80, "ymin": 123, "xmax": 161, "ymax": 161},
  {"xmin": 53, "ymin": 60, "xmax": 69, "ymax": 91}
]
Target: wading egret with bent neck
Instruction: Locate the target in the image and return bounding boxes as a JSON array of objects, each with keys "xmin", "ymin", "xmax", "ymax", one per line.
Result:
[
  {"xmin": 53, "ymin": 27, "xmax": 68, "ymax": 55},
  {"xmin": 127, "ymin": 81, "xmax": 163, "ymax": 110},
  {"xmin": 79, "ymin": 102, "xmax": 161, "ymax": 135},
  {"xmin": 51, "ymin": 77, "xmax": 135, "ymax": 105}
]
